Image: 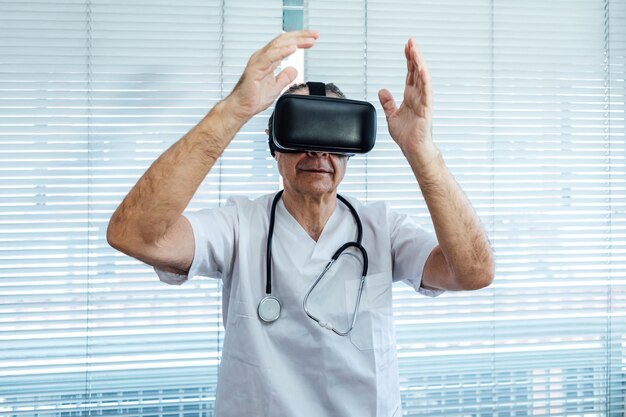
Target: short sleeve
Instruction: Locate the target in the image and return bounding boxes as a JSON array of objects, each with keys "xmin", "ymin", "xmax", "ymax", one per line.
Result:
[
  {"xmin": 154, "ymin": 200, "xmax": 239, "ymax": 285},
  {"xmin": 389, "ymin": 210, "xmax": 443, "ymax": 297}
]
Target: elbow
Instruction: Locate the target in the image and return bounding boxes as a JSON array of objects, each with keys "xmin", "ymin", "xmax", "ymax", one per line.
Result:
[
  {"xmin": 459, "ymin": 271, "xmax": 493, "ymax": 291},
  {"xmin": 457, "ymin": 256, "xmax": 495, "ymax": 291},
  {"xmin": 469, "ymin": 267, "xmax": 494, "ymax": 290},
  {"xmin": 454, "ymin": 256, "xmax": 496, "ymax": 291},
  {"xmin": 107, "ymin": 213, "xmax": 163, "ymax": 262},
  {"xmin": 106, "ymin": 217, "xmax": 125, "ymax": 253},
  {"xmin": 107, "ymin": 212, "xmax": 140, "ymax": 255}
]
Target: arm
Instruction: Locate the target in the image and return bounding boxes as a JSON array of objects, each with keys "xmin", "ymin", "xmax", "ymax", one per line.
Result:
[
  {"xmin": 107, "ymin": 30, "xmax": 320, "ymax": 275},
  {"xmin": 378, "ymin": 39, "xmax": 495, "ymax": 291}
]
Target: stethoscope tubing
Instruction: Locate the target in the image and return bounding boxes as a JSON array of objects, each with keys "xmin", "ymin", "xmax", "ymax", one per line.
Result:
[
  {"xmin": 302, "ymin": 242, "xmax": 368, "ymax": 336},
  {"xmin": 262, "ymin": 190, "xmax": 369, "ymax": 334},
  {"xmin": 265, "ymin": 190, "xmax": 283, "ymax": 295}
]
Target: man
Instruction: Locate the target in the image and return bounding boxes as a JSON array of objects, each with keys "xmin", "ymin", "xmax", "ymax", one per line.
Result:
[{"xmin": 107, "ymin": 30, "xmax": 494, "ymax": 417}]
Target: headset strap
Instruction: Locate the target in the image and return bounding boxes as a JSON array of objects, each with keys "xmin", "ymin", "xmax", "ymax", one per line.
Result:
[{"xmin": 306, "ymin": 81, "xmax": 326, "ymax": 96}]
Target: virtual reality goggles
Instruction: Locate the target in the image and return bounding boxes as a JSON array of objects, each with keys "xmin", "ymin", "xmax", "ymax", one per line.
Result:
[{"xmin": 269, "ymin": 82, "xmax": 377, "ymax": 156}]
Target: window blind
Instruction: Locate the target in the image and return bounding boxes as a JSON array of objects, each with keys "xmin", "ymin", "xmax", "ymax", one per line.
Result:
[
  {"xmin": 306, "ymin": 0, "xmax": 626, "ymax": 415},
  {"xmin": 1, "ymin": 0, "xmax": 625, "ymax": 416},
  {"xmin": 1, "ymin": 0, "xmax": 94, "ymax": 413},
  {"xmin": 0, "ymin": 0, "xmax": 282, "ymax": 415}
]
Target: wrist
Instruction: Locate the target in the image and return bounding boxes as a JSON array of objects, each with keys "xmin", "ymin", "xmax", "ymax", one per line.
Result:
[
  {"xmin": 189, "ymin": 99, "xmax": 248, "ymax": 163},
  {"xmin": 196, "ymin": 99, "xmax": 249, "ymax": 141},
  {"xmin": 402, "ymin": 141, "xmax": 441, "ymax": 171},
  {"xmin": 214, "ymin": 97, "xmax": 252, "ymax": 128}
]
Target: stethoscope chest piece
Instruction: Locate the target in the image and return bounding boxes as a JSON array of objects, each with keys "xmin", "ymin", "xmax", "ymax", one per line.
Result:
[{"xmin": 258, "ymin": 295, "xmax": 281, "ymax": 323}]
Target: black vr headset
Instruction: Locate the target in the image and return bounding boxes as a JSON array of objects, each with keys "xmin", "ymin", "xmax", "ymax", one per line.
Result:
[{"xmin": 268, "ymin": 81, "xmax": 376, "ymax": 156}]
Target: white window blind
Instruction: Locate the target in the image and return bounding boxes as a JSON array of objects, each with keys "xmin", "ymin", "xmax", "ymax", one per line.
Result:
[
  {"xmin": 307, "ymin": 0, "xmax": 626, "ymax": 415},
  {"xmin": 0, "ymin": 0, "xmax": 281, "ymax": 415},
  {"xmin": 1, "ymin": 1, "xmax": 625, "ymax": 416}
]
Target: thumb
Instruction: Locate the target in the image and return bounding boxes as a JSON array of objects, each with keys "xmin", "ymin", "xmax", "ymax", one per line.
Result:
[{"xmin": 378, "ymin": 88, "xmax": 397, "ymax": 120}]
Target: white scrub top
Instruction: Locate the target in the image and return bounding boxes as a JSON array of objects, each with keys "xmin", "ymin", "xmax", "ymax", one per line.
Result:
[{"xmin": 156, "ymin": 193, "xmax": 441, "ymax": 417}]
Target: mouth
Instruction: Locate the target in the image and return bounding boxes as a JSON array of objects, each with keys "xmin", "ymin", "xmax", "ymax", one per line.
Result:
[{"xmin": 300, "ymin": 168, "xmax": 333, "ymax": 174}]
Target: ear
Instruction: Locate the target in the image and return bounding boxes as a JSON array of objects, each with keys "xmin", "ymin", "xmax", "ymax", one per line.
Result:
[{"xmin": 265, "ymin": 128, "xmax": 270, "ymax": 135}]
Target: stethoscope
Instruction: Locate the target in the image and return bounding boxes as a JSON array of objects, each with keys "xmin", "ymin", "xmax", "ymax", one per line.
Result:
[{"xmin": 257, "ymin": 190, "xmax": 369, "ymax": 336}]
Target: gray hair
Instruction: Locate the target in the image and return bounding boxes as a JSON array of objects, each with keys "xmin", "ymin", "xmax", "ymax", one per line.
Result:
[{"xmin": 280, "ymin": 82, "xmax": 346, "ymax": 98}]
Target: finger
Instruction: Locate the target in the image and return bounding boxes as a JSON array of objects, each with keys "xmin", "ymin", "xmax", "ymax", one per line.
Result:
[
  {"xmin": 415, "ymin": 43, "xmax": 429, "ymax": 78},
  {"xmin": 256, "ymin": 32, "xmax": 319, "ymax": 80},
  {"xmin": 420, "ymin": 67, "xmax": 433, "ymax": 107},
  {"xmin": 414, "ymin": 44, "xmax": 432, "ymax": 106},
  {"xmin": 255, "ymin": 36, "xmax": 317, "ymax": 75},
  {"xmin": 411, "ymin": 40, "xmax": 422, "ymax": 87},
  {"xmin": 273, "ymin": 29, "xmax": 320, "ymax": 43},
  {"xmin": 256, "ymin": 44, "xmax": 298, "ymax": 80},
  {"xmin": 407, "ymin": 39, "xmax": 423, "ymax": 88},
  {"xmin": 265, "ymin": 30, "xmax": 320, "ymax": 58},
  {"xmin": 378, "ymin": 88, "xmax": 398, "ymax": 120},
  {"xmin": 406, "ymin": 62, "xmax": 415, "ymax": 88},
  {"xmin": 406, "ymin": 39, "xmax": 417, "ymax": 78},
  {"xmin": 405, "ymin": 40, "xmax": 411, "ymax": 74},
  {"xmin": 275, "ymin": 66, "xmax": 298, "ymax": 92},
  {"xmin": 413, "ymin": 45, "xmax": 421, "ymax": 91},
  {"xmin": 272, "ymin": 29, "xmax": 320, "ymax": 47}
]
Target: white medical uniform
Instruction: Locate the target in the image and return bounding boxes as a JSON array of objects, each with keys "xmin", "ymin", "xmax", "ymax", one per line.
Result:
[{"xmin": 156, "ymin": 193, "xmax": 442, "ymax": 417}]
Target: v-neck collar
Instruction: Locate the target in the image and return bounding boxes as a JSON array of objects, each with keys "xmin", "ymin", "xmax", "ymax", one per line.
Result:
[{"xmin": 276, "ymin": 197, "xmax": 342, "ymax": 246}]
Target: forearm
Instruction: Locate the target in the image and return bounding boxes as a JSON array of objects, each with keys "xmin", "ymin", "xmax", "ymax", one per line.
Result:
[
  {"xmin": 107, "ymin": 30, "xmax": 320, "ymax": 258},
  {"xmin": 405, "ymin": 146, "xmax": 495, "ymax": 289},
  {"xmin": 379, "ymin": 37, "xmax": 493, "ymax": 289},
  {"xmin": 107, "ymin": 99, "xmax": 246, "ymax": 250}
]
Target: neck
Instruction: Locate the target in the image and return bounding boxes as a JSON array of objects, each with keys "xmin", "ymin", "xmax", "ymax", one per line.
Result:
[{"xmin": 281, "ymin": 190, "xmax": 337, "ymax": 241}]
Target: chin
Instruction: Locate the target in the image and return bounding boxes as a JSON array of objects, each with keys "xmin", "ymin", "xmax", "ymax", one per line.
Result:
[{"xmin": 295, "ymin": 182, "xmax": 336, "ymax": 197}]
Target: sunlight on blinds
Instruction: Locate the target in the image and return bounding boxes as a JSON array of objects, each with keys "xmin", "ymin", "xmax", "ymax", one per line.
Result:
[
  {"xmin": 306, "ymin": 0, "xmax": 626, "ymax": 415},
  {"xmin": 0, "ymin": 1, "xmax": 281, "ymax": 415},
  {"xmin": 1, "ymin": 0, "xmax": 625, "ymax": 416}
]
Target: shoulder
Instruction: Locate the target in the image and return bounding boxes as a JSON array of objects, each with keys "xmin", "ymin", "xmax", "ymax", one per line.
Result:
[
  {"xmin": 225, "ymin": 193, "xmax": 276, "ymax": 210},
  {"xmin": 338, "ymin": 194, "xmax": 388, "ymax": 214},
  {"xmin": 184, "ymin": 193, "xmax": 276, "ymax": 227},
  {"xmin": 225, "ymin": 193, "xmax": 274, "ymax": 208},
  {"xmin": 338, "ymin": 194, "xmax": 432, "ymax": 233},
  {"xmin": 193, "ymin": 193, "xmax": 276, "ymax": 214},
  {"xmin": 337, "ymin": 195, "xmax": 395, "ymax": 236},
  {"xmin": 338, "ymin": 194, "xmax": 395, "ymax": 224}
]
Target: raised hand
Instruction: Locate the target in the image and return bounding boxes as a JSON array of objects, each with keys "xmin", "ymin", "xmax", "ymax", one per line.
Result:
[
  {"xmin": 225, "ymin": 30, "xmax": 320, "ymax": 123},
  {"xmin": 378, "ymin": 38, "xmax": 438, "ymax": 164}
]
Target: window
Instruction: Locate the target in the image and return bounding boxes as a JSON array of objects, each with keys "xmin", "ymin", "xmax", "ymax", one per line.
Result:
[{"xmin": 1, "ymin": 0, "xmax": 625, "ymax": 415}]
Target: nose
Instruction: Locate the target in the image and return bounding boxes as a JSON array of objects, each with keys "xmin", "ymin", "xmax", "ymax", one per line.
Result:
[{"xmin": 305, "ymin": 151, "xmax": 329, "ymax": 158}]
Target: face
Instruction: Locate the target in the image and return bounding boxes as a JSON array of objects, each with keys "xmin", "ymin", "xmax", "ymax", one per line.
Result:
[
  {"xmin": 276, "ymin": 151, "xmax": 348, "ymax": 198},
  {"xmin": 272, "ymin": 87, "xmax": 348, "ymax": 199}
]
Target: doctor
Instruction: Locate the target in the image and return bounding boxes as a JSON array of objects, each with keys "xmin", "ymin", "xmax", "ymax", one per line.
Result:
[{"xmin": 107, "ymin": 30, "xmax": 495, "ymax": 417}]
